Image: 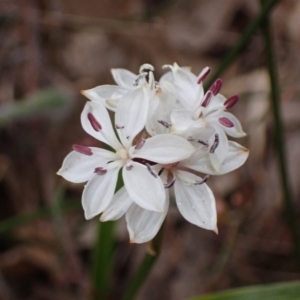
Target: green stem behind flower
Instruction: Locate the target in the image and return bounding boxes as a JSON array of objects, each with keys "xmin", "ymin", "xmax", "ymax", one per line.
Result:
[
  {"xmin": 122, "ymin": 222, "xmax": 165, "ymax": 300},
  {"xmin": 206, "ymin": 0, "xmax": 279, "ymax": 88},
  {"xmin": 91, "ymin": 171, "xmax": 124, "ymax": 299},
  {"xmin": 259, "ymin": 0, "xmax": 300, "ymax": 269},
  {"xmin": 92, "ymin": 221, "xmax": 116, "ymax": 299}
]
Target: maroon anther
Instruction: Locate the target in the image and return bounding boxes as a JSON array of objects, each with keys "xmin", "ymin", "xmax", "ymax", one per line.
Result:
[
  {"xmin": 126, "ymin": 164, "xmax": 133, "ymax": 171},
  {"xmin": 209, "ymin": 78, "xmax": 223, "ymax": 95},
  {"xmin": 135, "ymin": 139, "xmax": 146, "ymax": 150},
  {"xmin": 158, "ymin": 120, "xmax": 172, "ymax": 128},
  {"xmin": 197, "ymin": 67, "xmax": 210, "ymax": 84},
  {"xmin": 94, "ymin": 167, "xmax": 107, "ymax": 175},
  {"xmin": 88, "ymin": 113, "xmax": 102, "ymax": 131},
  {"xmin": 224, "ymin": 95, "xmax": 239, "ymax": 109},
  {"xmin": 73, "ymin": 144, "xmax": 93, "ymax": 156},
  {"xmin": 219, "ymin": 117, "xmax": 234, "ymax": 128},
  {"xmin": 116, "ymin": 124, "xmax": 124, "ymax": 129},
  {"xmin": 164, "ymin": 177, "xmax": 176, "ymax": 188},
  {"xmin": 197, "ymin": 140, "xmax": 209, "ymax": 147},
  {"xmin": 188, "ymin": 136, "xmax": 208, "ymax": 147},
  {"xmin": 201, "ymin": 91, "xmax": 213, "ymax": 107},
  {"xmin": 145, "ymin": 163, "xmax": 158, "ymax": 178},
  {"xmin": 209, "ymin": 134, "xmax": 219, "ymax": 154}
]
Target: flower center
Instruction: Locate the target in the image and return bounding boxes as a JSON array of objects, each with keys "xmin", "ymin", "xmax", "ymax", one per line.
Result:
[
  {"xmin": 117, "ymin": 148, "xmax": 128, "ymax": 160},
  {"xmin": 164, "ymin": 162, "xmax": 179, "ymax": 170}
]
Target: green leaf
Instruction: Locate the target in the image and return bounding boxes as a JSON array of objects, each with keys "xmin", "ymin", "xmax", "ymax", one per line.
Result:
[
  {"xmin": 188, "ymin": 281, "xmax": 300, "ymax": 300},
  {"xmin": 0, "ymin": 199, "xmax": 81, "ymax": 235},
  {"xmin": 0, "ymin": 88, "xmax": 72, "ymax": 127}
]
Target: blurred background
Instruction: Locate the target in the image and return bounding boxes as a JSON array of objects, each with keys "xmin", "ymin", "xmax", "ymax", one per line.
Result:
[{"xmin": 0, "ymin": 0, "xmax": 300, "ymax": 299}]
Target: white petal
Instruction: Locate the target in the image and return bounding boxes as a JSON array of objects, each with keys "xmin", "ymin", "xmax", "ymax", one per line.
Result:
[
  {"xmin": 181, "ymin": 126, "xmax": 215, "ymax": 150},
  {"xmin": 82, "ymin": 167, "xmax": 120, "ymax": 219},
  {"xmin": 159, "ymin": 70, "xmax": 174, "ymax": 84},
  {"xmin": 208, "ymin": 111, "xmax": 246, "ymax": 138},
  {"xmin": 100, "ymin": 187, "xmax": 133, "ymax": 221},
  {"xmin": 175, "ymin": 169, "xmax": 203, "ymax": 183},
  {"xmin": 174, "ymin": 171, "xmax": 217, "ymax": 231},
  {"xmin": 131, "ymin": 134, "xmax": 195, "ymax": 164},
  {"xmin": 82, "ymin": 85, "xmax": 128, "ymax": 111},
  {"xmin": 204, "ymin": 94, "xmax": 226, "ymax": 115},
  {"xmin": 170, "ymin": 109, "xmax": 196, "ymax": 133},
  {"xmin": 185, "ymin": 141, "xmax": 249, "ymax": 175},
  {"xmin": 57, "ymin": 148, "xmax": 113, "ymax": 183},
  {"xmin": 126, "ymin": 195, "xmax": 169, "ymax": 243},
  {"xmin": 123, "ymin": 161, "xmax": 165, "ymax": 212},
  {"xmin": 111, "ymin": 68, "xmax": 137, "ymax": 89},
  {"xmin": 171, "ymin": 66, "xmax": 199, "ymax": 104},
  {"xmin": 179, "ymin": 147, "xmax": 208, "ymax": 166},
  {"xmin": 208, "ymin": 123, "xmax": 228, "ymax": 171},
  {"xmin": 81, "ymin": 101, "xmax": 122, "ymax": 150},
  {"xmin": 115, "ymin": 86, "xmax": 149, "ymax": 148},
  {"xmin": 146, "ymin": 87, "xmax": 176, "ymax": 136}
]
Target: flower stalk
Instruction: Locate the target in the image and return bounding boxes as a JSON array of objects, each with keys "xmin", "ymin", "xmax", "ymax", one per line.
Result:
[
  {"xmin": 206, "ymin": 0, "xmax": 279, "ymax": 88},
  {"xmin": 260, "ymin": 0, "xmax": 300, "ymax": 269}
]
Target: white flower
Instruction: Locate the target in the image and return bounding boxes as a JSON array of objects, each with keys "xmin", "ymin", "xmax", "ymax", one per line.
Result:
[
  {"xmin": 81, "ymin": 66, "xmax": 145, "ymax": 111},
  {"xmin": 101, "ymin": 161, "xmax": 217, "ymax": 244},
  {"xmin": 57, "ymin": 61, "xmax": 249, "ymax": 244},
  {"xmin": 57, "ymin": 95, "xmax": 195, "ymax": 219},
  {"xmin": 161, "ymin": 63, "xmax": 246, "ymax": 171}
]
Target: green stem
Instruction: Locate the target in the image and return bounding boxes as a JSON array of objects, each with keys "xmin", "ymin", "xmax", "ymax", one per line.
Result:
[
  {"xmin": 92, "ymin": 171, "xmax": 124, "ymax": 299},
  {"xmin": 260, "ymin": 0, "xmax": 300, "ymax": 268},
  {"xmin": 122, "ymin": 222, "xmax": 165, "ymax": 300},
  {"xmin": 92, "ymin": 221, "xmax": 116, "ymax": 299},
  {"xmin": 206, "ymin": 0, "xmax": 279, "ymax": 88}
]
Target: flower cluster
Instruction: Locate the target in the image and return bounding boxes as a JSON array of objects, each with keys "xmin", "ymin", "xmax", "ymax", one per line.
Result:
[{"xmin": 57, "ymin": 63, "xmax": 249, "ymax": 243}]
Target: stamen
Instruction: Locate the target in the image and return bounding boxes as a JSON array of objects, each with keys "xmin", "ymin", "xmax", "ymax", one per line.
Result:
[
  {"xmin": 213, "ymin": 78, "xmax": 223, "ymax": 95},
  {"xmin": 73, "ymin": 144, "xmax": 93, "ymax": 156},
  {"xmin": 224, "ymin": 95, "xmax": 239, "ymax": 109},
  {"xmin": 148, "ymin": 71, "xmax": 155, "ymax": 89},
  {"xmin": 158, "ymin": 120, "xmax": 172, "ymax": 128},
  {"xmin": 164, "ymin": 177, "xmax": 176, "ymax": 188},
  {"xmin": 134, "ymin": 73, "xmax": 146, "ymax": 86},
  {"xmin": 197, "ymin": 66, "xmax": 210, "ymax": 84},
  {"xmin": 115, "ymin": 124, "xmax": 124, "ymax": 129},
  {"xmin": 145, "ymin": 163, "xmax": 158, "ymax": 178},
  {"xmin": 209, "ymin": 134, "xmax": 219, "ymax": 154},
  {"xmin": 209, "ymin": 78, "xmax": 223, "ymax": 95},
  {"xmin": 139, "ymin": 63, "xmax": 154, "ymax": 74},
  {"xmin": 135, "ymin": 138, "xmax": 146, "ymax": 150},
  {"xmin": 94, "ymin": 167, "xmax": 107, "ymax": 175},
  {"xmin": 219, "ymin": 117, "xmax": 234, "ymax": 128},
  {"xmin": 196, "ymin": 140, "xmax": 209, "ymax": 147},
  {"xmin": 194, "ymin": 175, "xmax": 209, "ymax": 185},
  {"xmin": 88, "ymin": 113, "xmax": 102, "ymax": 131},
  {"xmin": 188, "ymin": 136, "xmax": 208, "ymax": 146},
  {"xmin": 158, "ymin": 168, "xmax": 164, "ymax": 176},
  {"xmin": 201, "ymin": 91, "xmax": 213, "ymax": 107},
  {"xmin": 126, "ymin": 164, "xmax": 133, "ymax": 171}
]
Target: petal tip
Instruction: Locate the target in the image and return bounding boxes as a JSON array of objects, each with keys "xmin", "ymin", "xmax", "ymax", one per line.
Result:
[
  {"xmin": 99, "ymin": 214, "xmax": 106, "ymax": 222},
  {"xmin": 84, "ymin": 211, "xmax": 94, "ymax": 220}
]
